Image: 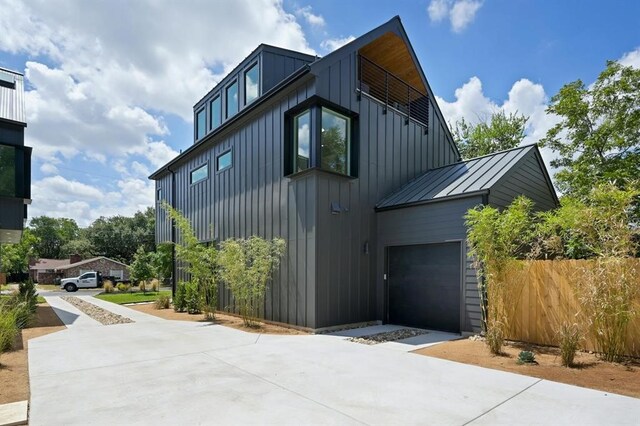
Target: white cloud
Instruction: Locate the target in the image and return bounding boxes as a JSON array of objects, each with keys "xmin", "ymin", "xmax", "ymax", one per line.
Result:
[
  {"xmin": 427, "ymin": 0, "xmax": 483, "ymax": 33},
  {"xmin": 320, "ymin": 36, "xmax": 356, "ymax": 52},
  {"xmin": 40, "ymin": 163, "xmax": 59, "ymax": 175},
  {"xmin": 296, "ymin": 6, "xmax": 325, "ymax": 27},
  {"xmin": 436, "ymin": 75, "xmax": 561, "ymax": 170},
  {"xmin": 619, "ymin": 47, "xmax": 640, "ymax": 68},
  {"xmin": 428, "ymin": 0, "xmax": 450, "ymax": 22}
]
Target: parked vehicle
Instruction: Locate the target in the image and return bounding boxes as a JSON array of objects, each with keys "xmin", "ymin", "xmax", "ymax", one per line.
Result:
[{"xmin": 60, "ymin": 271, "xmax": 103, "ymax": 292}]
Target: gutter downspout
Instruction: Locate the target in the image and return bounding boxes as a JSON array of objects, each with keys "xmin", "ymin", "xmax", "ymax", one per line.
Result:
[{"xmin": 168, "ymin": 166, "xmax": 177, "ymax": 296}]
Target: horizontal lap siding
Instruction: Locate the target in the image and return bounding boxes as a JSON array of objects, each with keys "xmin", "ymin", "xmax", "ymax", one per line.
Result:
[
  {"xmin": 376, "ymin": 196, "xmax": 484, "ymax": 333},
  {"xmin": 162, "ymin": 79, "xmax": 317, "ymax": 328},
  {"xmin": 313, "ymin": 50, "xmax": 460, "ymax": 328}
]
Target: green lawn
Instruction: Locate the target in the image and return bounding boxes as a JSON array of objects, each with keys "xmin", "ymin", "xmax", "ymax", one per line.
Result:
[
  {"xmin": 36, "ymin": 284, "xmax": 61, "ymax": 291},
  {"xmin": 94, "ymin": 291, "xmax": 171, "ymax": 305},
  {"xmin": 0, "ymin": 294, "xmax": 46, "ymax": 303}
]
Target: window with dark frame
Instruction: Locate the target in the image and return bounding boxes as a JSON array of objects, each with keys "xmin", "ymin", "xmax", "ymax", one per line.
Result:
[
  {"xmin": 226, "ymin": 81, "xmax": 238, "ymax": 118},
  {"xmin": 156, "ymin": 188, "xmax": 162, "ymax": 201},
  {"xmin": 293, "ymin": 110, "xmax": 311, "ymax": 173},
  {"xmin": 190, "ymin": 163, "xmax": 208, "ymax": 184},
  {"xmin": 196, "ymin": 108, "xmax": 206, "ymax": 140},
  {"xmin": 210, "ymin": 96, "xmax": 221, "ymax": 130},
  {"xmin": 244, "ymin": 63, "xmax": 259, "ymax": 104},
  {"xmin": 217, "ymin": 150, "xmax": 233, "ymax": 171},
  {"xmin": 286, "ymin": 102, "xmax": 355, "ymax": 178}
]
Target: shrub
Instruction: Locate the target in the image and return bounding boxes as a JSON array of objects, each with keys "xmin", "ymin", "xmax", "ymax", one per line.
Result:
[
  {"xmin": 0, "ymin": 307, "xmax": 18, "ymax": 353},
  {"xmin": 103, "ymin": 281, "xmax": 114, "ymax": 293},
  {"xmin": 557, "ymin": 322, "xmax": 582, "ymax": 367},
  {"xmin": 17, "ymin": 279, "xmax": 38, "ymax": 314},
  {"xmin": 173, "ymin": 282, "xmax": 188, "ymax": 312},
  {"xmin": 139, "ymin": 281, "xmax": 146, "ymax": 294},
  {"xmin": 185, "ymin": 283, "xmax": 202, "ymax": 314},
  {"xmin": 116, "ymin": 282, "xmax": 130, "ymax": 293},
  {"xmin": 485, "ymin": 325, "xmax": 504, "ymax": 355},
  {"xmin": 218, "ymin": 236, "xmax": 286, "ymax": 327},
  {"xmin": 155, "ymin": 294, "xmax": 171, "ymax": 310},
  {"xmin": 150, "ymin": 279, "xmax": 159, "ymax": 293},
  {"xmin": 12, "ymin": 301, "xmax": 33, "ymax": 329},
  {"xmin": 516, "ymin": 350, "xmax": 536, "ymax": 365}
]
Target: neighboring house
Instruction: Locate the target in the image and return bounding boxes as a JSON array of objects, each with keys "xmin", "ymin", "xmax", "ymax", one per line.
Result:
[
  {"xmin": 151, "ymin": 16, "xmax": 557, "ymax": 333},
  {"xmin": 0, "ymin": 67, "xmax": 32, "ymax": 244},
  {"xmin": 29, "ymin": 255, "xmax": 130, "ymax": 283}
]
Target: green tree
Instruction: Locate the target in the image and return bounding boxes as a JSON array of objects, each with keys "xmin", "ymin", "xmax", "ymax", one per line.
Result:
[
  {"xmin": 0, "ymin": 229, "xmax": 37, "ymax": 274},
  {"xmin": 88, "ymin": 207, "xmax": 155, "ymax": 264},
  {"xmin": 452, "ymin": 111, "xmax": 529, "ymax": 159},
  {"xmin": 152, "ymin": 242, "xmax": 173, "ymax": 284},
  {"xmin": 129, "ymin": 246, "xmax": 156, "ymax": 286},
  {"xmin": 218, "ymin": 236, "xmax": 286, "ymax": 327},
  {"xmin": 162, "ymin": 202, "xmax": 217, "ymax": 319},
  {"xmin": 541, "ymin": 61, "xmax": 640, "ymax": 198},
  {"xmin": 30, "ymin": 217, "xmax": 80, "ymax": 259}
]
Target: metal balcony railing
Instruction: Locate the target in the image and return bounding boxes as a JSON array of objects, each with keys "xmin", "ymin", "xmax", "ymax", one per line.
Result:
[{"xmin": 358, "ymin": 55, "xmax": 429, "ymax": 133}]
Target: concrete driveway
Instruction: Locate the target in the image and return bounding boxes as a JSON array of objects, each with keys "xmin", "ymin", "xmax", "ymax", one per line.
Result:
[{"xmin": 28, "ymin": 296, "xmax": 640, "ymax": 425}]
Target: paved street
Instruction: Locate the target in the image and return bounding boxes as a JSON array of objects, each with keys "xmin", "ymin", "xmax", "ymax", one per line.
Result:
[{"xmin": 28, "ymin": 296, "xmax": 640, "ymax": 425}]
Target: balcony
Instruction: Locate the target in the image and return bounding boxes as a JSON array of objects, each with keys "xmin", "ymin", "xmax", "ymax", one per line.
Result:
[{"xmin": 357, "ymin": 55, "xmax": 429, "ymax": 133}]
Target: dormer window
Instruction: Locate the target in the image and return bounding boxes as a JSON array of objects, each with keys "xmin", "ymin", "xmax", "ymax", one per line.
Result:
[
  {"xmin": 196, "ymin": 108, "xmax": 206, "ymax": 140},
  {"xmin": 226, "ymin": 81, "xmax": 238, "ymax": 118},
  {"xmin": 210, "ymin": 96, "xmax": 221, "ymax": 130},
  {"xmin": 245, "ymin": 63, "xmax": 259, "ymax": 104}
]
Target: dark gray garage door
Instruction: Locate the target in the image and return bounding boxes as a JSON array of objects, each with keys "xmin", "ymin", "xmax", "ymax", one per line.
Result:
[{"xmin": 387, "ymin": 242, "xmax": 461, "ymax": 333}]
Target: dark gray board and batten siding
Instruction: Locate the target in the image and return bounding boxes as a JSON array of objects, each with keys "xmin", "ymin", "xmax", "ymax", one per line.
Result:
[
  {"xmin": 158, "ymin": 77, "xmax": 319, "ymax": 327},
  {"xmin": 376, "ymin": 196, "xmax": 484, "ymax": 333}
]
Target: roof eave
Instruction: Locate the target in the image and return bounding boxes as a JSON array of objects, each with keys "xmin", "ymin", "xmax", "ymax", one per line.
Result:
[{"xmin": 375, "ymin": 190, "xmax": 488, "ymax": 212}]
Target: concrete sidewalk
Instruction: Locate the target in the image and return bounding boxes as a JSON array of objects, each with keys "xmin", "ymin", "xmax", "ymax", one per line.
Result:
[{"xmin": 28, "ymin": 297, "xmax": 640, "ymax": 425}]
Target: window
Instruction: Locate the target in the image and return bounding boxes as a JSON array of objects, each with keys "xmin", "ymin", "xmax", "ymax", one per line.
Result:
[
  {"xmin": 210, "ymin": 96, "xmax": 221, "ymax": 130},
  {"xmin": 226, "ymin": 81, "xmax": 238, "ymax": 118},
  {"xmin": 245, "ymin": 63, "xmax": 259, "ymax": 104},
  {"xmin": 79, "ymin": 272, "xmax": 94, "ymax": 279},
  {"xmin": 216, "ymin": 150, "xmax": 233, "ymax": 171},
  {"xmin": 293, "ymin": 110, "xmax": 311, "ymax": 172},
  {"xmin": 190, "ymin": 164, "xmax": 208, "ymax": 184},
  {"xmin": 321, "ymin": 108, "xmax": 351, "ymax": 175},
  {"xmin": 109, "ymin": 269, "xmax": 124, "ymax": 280},
  {"xmin": 156, "ymin": 188, "xmax": 162, "ymax": 201},
  {"xmin": 286, "ymin": 102, "xmax": 356, "ymax": 177},
  {"xmin": 196, "ymin": 108, "xmax": 206, "ymax": 140},
  {"xmin": 0, "ymin": 145, "xmax": 16, "ymax": 197}
]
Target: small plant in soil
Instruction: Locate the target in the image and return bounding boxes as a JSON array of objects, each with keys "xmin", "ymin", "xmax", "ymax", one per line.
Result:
[
  {"xmin": 485, "ymin": 325, "xmax": 504, "ymax": 355},
  {"xmin": 557, "ymin": 322, "xmax": 582, "ymax": 367},
  {"xmin": 516, "ymin": 350, "xmax": 537, "ymax": 365},
  {"xmin": 155, "ymin": 294, "xmax": 171, "ymax": 310}
]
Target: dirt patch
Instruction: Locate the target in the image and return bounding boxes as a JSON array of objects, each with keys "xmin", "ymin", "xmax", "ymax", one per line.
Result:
[
  {"xmin": 415, "ymin": 338, "xmax": 640, "ymax": 399},
  {"xmin": 129, "ymin": 303, "xmax": 306, "ymax": 335},
  {"xmin": 0, "ymin": 304, "xmax": 66, "ymax": 404}
]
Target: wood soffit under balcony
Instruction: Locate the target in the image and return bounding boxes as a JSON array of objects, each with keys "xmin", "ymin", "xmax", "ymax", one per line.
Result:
[{"xmin": 358, "ymin": 32, "xmax": 427, "ymax": 95}]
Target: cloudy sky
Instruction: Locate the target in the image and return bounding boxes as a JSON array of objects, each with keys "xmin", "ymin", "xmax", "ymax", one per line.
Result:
[{"xmin": 0, "ymin": 0, "xmax": 638, "ymax": 226}]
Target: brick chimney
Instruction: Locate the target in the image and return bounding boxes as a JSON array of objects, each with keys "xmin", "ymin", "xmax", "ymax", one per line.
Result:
[{"xmin": 69, "ymin": 254, "xmax": 82, "ymax": 264}]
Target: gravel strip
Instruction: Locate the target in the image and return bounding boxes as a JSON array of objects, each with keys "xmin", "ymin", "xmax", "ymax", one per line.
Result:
[
  {"xmin": 61, "ymin": 296, "xmax": 134, "ymax": 325},
  {"xmin": 348, "ymin": 328, "xmax": 429, "ymax": 345}
]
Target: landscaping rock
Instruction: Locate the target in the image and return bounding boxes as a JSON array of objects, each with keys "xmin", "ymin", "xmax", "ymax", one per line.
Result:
[
  {"xmin": 61, "ymin": 297, "xmax": 134, "ymax": 325},
  {"xmin": 348, "ymin": 328, "xmax": 429, "ymax": 345}
]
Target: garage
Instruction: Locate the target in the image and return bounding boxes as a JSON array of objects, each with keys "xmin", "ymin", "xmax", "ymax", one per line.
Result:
[{"xmin": 387, "ymin": 242, "xmax": 461, "ymax": 333}]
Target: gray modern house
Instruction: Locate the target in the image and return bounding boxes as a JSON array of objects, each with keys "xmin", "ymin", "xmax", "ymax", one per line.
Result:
[
  {"xmin": 0, "ymin": 67, "xmax": 31, "ymax": 244},
  {"xmin": 151, "ymin": 17, "xmax": 557, "ymax": 333}
]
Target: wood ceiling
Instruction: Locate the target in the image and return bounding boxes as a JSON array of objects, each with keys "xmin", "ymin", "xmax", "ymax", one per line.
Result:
[{"xmin": 358, "ymin": 32, "xmax": 427, "ymax": 95}]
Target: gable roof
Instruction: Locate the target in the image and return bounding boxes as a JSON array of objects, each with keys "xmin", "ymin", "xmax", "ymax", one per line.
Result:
[
  {"xmin": 55, "ymin": 256, "xmax": 129, "ymax": 271},
  {"xmin": 30, "ymin": 258, "xmax": 71, "ymax": 271},
  {"xmin": 150, "ymin": 16, "xmax": 460, "ymax": 180},
  {"xmin": 376, "ymin": 145, "xmax": 557, "ymax": 210}
]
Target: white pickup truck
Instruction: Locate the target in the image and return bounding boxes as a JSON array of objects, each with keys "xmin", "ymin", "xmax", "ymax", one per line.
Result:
[{"xmin": 60, "ymin": 271, "xmax": 102, "ymax": 292}]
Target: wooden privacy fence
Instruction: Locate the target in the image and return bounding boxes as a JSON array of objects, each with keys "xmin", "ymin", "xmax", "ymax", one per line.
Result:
[{"xmin": 501, "ymin": 259, "xmax": 640, "ymax": 357}]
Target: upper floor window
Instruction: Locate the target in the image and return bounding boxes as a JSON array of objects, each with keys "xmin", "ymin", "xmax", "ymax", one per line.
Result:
[
  {"xmin": 196, "ymin": 108, "xmax": 206, "ymax": 140},
  {"xmin": 0, "ymin": 144, "xmax": 16, "ymax": 197},
  {"xmin": 210, "ymin": 96, "xmax": 221, "ymax": 130},
  {"xmin": 156, "ymin": 188, "xmax": 162, "ymax": 201},
  {"xmin": 245, "ymin": 63, "xmax": 259, "ymax": 104},
  {"xmin": 216, "ymin": 150, "xmax": 233, "ymax": 171},
  {"xmin": 285, "ymin": 101, "xmax": 357, "ymax": 178},
  {"xmin": 226, "ymin": 81, "xmax": 238, "ymax": 118},
  {"xmin": 321, "ymin": 108, "xmax": 350, "ymax": 175},
  {"xmin": 294, "ymin": 110, "xmax": 311, "ymax": 172},
  {"xmin": 190, "ymin": 163, "xmax": 208, "ymax": 184}
]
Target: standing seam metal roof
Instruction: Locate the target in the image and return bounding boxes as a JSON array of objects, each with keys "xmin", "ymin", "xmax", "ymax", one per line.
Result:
[
  {"xmin": 376, "ymin": 145, "xmax": 536, "ymax": 209},
  {"xmin": 0, "ymin": 68, "xmax": 26, "ymax": 125}
]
